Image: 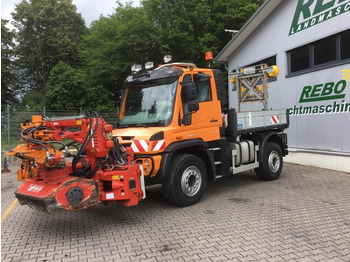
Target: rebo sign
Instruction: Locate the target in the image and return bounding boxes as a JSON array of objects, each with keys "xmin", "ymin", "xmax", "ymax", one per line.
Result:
[
  {"xmin": 288, "ymin": 69, "xmax": 350, "ymax": 116},
  {"xmin": 289, "ymin": 0, "xmax": 350, "ymax": 35}
]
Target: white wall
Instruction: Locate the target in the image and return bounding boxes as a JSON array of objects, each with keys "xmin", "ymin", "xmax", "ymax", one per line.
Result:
[{"xmin": 226, "ymin": 0, "xmax": 350, "ymax": 171}]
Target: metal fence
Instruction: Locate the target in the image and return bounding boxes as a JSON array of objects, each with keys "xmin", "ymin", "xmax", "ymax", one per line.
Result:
[{"xmin": 1, "ymin": 105, "xmax": 119, "ymax": 163}]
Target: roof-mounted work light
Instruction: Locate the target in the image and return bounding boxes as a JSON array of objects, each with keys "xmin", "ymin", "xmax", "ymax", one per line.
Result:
[
  {"xmin": 131, "ymin": 64, "xmax": 142, "ymax": 72},
  {"xmin": 164, "ymin": 55, "xmax": 172, "ymax": 63},
  {"xmin": 145, "ymin": 62, "xmax": 154, "ymax": 70}
]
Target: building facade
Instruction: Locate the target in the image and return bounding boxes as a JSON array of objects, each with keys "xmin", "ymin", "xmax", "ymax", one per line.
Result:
[{"xmin": 215, "ymin": 0, "xmax": 350, "ymax": 172}]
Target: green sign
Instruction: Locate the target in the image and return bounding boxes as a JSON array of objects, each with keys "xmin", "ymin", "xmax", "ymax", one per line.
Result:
[
  {"xmin": 298, "ymin": 80, "xmax": 347, "ymax": 103},
  {"xmin": 289, "ymin": 0, "xmax": 350, "ymax": 35},
  {"xmin": 288, "ymin": 70, "xmax": 350, "ymax": 116},
  {"xmin": 289, "ymin": 100, "xmax": 350, "ymax": 115}
]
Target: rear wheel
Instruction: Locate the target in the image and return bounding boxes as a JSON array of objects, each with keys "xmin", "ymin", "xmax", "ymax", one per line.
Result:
[
  {"xmin": 162, "ymin": 154, "xmax": 207, "ymax": 206},
  {"xmin": 256, "ymin": 142, "xmax": 283, "ymax": 181}
]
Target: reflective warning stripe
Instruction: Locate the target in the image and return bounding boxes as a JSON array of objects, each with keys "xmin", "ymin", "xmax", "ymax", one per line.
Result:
[
  {"xmin": 139, "ymin": 140, "xmax": 149, "ymax": 151},
  {"xmin": 131, "ymin": 141, "xmax": 139, "ymax": 152},
  {"xmin": 131, "ymin": 140, "xmax": 165, "ymax": 152},
  {"xmin": 152, "ymin": 140, "xmax": 165, "ymax": 151},
  {"xmin": 131, "ymin": 140, "xmax": 149, "ymax": 152},
  {"xmin": 271, "ymin": 115, "xmax": 280, "ymax": 124}
]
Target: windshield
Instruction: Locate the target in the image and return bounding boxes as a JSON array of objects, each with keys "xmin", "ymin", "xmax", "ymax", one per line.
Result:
[{"xmin": 119, "ymin": 76, "xmax": 178, "ymax": 127}]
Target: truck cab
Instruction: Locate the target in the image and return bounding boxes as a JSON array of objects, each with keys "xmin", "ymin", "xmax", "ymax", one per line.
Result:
[
  {"xmin": 113, "ymin": 60, "xmax": 289, "ymax": 207},
  {"xmin": 115, "ymin": 63, "xmax": 225, "ymax": 175}
]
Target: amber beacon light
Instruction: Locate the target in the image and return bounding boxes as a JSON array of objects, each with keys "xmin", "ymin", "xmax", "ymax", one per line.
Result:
[{"xmin": 205, "ymin": 51, "xmax": 213, "ymax": 61}]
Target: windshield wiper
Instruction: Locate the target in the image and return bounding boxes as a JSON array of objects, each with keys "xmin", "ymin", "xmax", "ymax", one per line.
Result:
[
  {"xmin": 153, "ymin": 120, "xmax": 165, "ymax": 126},
  {"xmin": 119, "ymin": 122, "xmax": 164, "ymax": 128},
  {"xmin": 117, "ymin": 124, "xmax": 129, "ymax": 128}
]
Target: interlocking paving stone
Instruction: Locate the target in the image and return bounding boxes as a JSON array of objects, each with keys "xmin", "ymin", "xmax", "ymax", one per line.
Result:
[{"xmin": 1, "ymin": 163, "xmax": 350, "ymax": 261}]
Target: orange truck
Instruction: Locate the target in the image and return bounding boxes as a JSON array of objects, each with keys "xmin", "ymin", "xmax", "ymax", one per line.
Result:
[
  {"xmin": 8, "ymin": 56, "xmax": 289, "ymax": 212},
  {"xmin": 114, "ymin": 56, "xmax": 289, "ymax": 207}
]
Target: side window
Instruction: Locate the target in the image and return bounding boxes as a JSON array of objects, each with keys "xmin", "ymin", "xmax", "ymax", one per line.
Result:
[
  {"xmin": 182, "ymin": 74, "xmax": 192, "ymax": 82},
  {"xmin": 194, "ymin": 74, "xmax": 211, "ymax": 102}
]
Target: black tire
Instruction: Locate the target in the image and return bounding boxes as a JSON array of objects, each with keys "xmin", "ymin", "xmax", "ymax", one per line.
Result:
[
  {"xmin": 256, "ymin": 142, "xmax": 283, "ymax": 181},
  {"xmin": 162, "ymin": 154, "xmax": 207, "ymax": 207}
]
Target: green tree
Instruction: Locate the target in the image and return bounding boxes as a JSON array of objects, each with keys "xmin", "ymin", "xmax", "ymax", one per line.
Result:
[
  {"xmin": 80, "ymin": 3, "xmax": 159, "ymax": 106},
  {"xmin": 79, "ymin": 0, "xmax": 263, "ymax": 107},
  {"xmin": 45, "ymin": 61, "xmax": 114, "ymax": 111},
  {"xmin": 142, "ymin": 0, "xmax": 264, "ymax": 66},
  {"xmin": 12, "ymin": 0, "xmax": 87, "ymax": 94},
  {"xmin": 1, "ymin": 19, "xmax": 19, "ymax": 110},
  {"xmin": 14, "ymin": 0, "xmax": 262, "ymax": 111}
]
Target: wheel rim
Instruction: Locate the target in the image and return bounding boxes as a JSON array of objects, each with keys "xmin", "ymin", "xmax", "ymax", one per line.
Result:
[
  {"xmin": 181, "ymin": 166, "xmax": 202, "ymax": 197},
  {"xmin": 268, "ymin": 150, "xmax": 280, "ymax": 173}
]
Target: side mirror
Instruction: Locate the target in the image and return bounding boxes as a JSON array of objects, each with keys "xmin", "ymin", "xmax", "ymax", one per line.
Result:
[
  {"xmin": 181, "ymin": 81, "xmax": 197, "ymax": 102},
  {"xmin": 187, "ymin": 101, "xmax": 199, "ymax": 112}
]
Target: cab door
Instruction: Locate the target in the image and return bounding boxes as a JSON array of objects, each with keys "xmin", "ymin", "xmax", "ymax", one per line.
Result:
[{"xmin": 180, "ymin": 72, "xmax": 222, "ymax": 142}]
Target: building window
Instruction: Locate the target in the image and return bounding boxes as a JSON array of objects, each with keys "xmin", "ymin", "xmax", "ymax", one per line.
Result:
[
  {"xmin": 246, "ymin": 55, "xmax": 276, "ymax": 67},
  {"xmin": 314, "ymin": 35, "xmax": 336, "ymax": 66},
  {"xmin": 242, "ymin": 55, "xmax": 277, "ymax": 81},
  {"xmin": 288, "ymin": 29, "xmax": 350, "ymax": 75},
  {"xmin": 290, "ymin": 46, "xmax": 310, "ymax": 72},
  {"xmin": 341, "ymin": 30, "xmax": 350, "ymax": 60}
]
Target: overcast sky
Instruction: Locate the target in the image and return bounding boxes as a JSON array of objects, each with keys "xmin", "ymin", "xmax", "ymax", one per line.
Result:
[{"xmin": 1, "ymin": 0, "xmax": 140, "ymax": 28}]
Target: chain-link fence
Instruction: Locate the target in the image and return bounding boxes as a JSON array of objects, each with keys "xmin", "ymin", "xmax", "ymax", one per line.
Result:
[{"xmin": 1, "ymin": 105, "xmax": 119, "ymax": 164}]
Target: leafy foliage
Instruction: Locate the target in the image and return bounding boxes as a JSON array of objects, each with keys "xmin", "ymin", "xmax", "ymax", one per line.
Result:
[
  {"xmin": 1, "ymin": 19, "xmax": 19, "ymax": 110},
  {"xmin": 45, "ymin": 61, "xmax": 114, "ymax": 111},
  {"xmin": 142, "ymin": 0, "xmax": 264, "ymax": 67},
  {"xmin": 12, "ymin": 0, "xmax": 87, "ymax": 92},
  {"xmin": 5, "ymin": 0, "xmax": 263, "ymax": 111},
  {"xmin": 80, "ymin": 0, "xmax": 262, "ymax": 107},
  {"xmin": 80, "ymin": 4, "xmax": 159, "ymax": 104}
]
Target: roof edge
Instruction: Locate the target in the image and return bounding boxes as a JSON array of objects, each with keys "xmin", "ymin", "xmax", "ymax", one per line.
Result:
[{"xmin": 214, "ymin": 0, "xmax": 283, "ymax": 64}]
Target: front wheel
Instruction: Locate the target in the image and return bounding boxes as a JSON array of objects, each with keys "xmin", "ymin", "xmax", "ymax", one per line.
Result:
[
  {"xmin": 162, "ymin": 154, "xmax": 207, "ymax": 207},
  {"xmin": 256, "ymin": 142, "xmax": 283, "ymax": 181}
]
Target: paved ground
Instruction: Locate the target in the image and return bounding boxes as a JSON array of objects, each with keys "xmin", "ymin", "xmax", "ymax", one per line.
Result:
[{"xmin": 1, "ymin": 162, "xmax": 350, "ymax": 262}]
